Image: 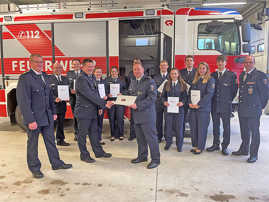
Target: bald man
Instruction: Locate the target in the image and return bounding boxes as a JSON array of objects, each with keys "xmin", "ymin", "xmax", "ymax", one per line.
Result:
[{"xmin": 232, "ymin": 56, "xmax": 269, "ymax": 163}]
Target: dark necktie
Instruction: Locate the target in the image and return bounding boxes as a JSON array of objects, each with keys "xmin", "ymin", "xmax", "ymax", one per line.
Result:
[
  {"xmin": 38, "ymin": 74, "xmax": 45, "ymax": 84},
  {"xmin": 243, "ymin": 73, "xmax": 248, "ymax": 82},
  {"xmin": 219, "ymin": 72, "xmax": 222, "ymax": 79}
]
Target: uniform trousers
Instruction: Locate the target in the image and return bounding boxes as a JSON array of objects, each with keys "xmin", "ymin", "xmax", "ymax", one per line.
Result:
[{"xmin": 55, "ymin": 112, "xmax": 66, "ymax": 142}]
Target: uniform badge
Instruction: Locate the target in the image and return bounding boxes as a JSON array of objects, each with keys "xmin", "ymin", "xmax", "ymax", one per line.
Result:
[
  {"xmin": 248, "ymin": 87, "xmax": 253, "ymax": 95},
  {"xmin": 150, "ymin": 85, "xmax": 155, "ymax": 91},
  {"xmin": 264, "ymin": 79, "xmax": 268, "ymax": 85}
]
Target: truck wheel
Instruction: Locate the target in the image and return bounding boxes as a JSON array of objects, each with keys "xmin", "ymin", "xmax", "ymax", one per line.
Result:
[{"xmin": 15, "ymin": 106, "xmax": 27, "ymax": 130}]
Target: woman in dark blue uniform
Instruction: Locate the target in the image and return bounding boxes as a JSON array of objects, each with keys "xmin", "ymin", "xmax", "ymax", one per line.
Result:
[
  {"xmin": 94, "ymin": 67, "xmax": 107, "ymax": 145},
  {"xmin": 162, "ymin": 69, "xmax": 187, "ymax": 152},
  {"xmin": 106, "ymin": 66, "xmax": 127, "ymax": 141},
  {"xmin": 189, "ymin": 62, "xmax": 215, "ymax": 154}
]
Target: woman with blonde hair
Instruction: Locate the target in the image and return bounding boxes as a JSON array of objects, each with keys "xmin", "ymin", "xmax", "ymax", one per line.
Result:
[
  {"xmin": 162, "ymin": 68, "xmax": 187, "ymax": 152},
  {"xmin": 189, "ymin": 62, "xmax": 215, "ymax": 154}
]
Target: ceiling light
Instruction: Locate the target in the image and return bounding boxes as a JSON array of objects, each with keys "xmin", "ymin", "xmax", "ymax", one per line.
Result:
[{"xmin": 203, "ymin": 2, "xmax": 247, "ymax": 6}]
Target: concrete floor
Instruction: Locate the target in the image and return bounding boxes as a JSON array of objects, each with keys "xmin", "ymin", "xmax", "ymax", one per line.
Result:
[{"xmin": 0, "ymin": 113, "xmax": 269, "ymax": 202}]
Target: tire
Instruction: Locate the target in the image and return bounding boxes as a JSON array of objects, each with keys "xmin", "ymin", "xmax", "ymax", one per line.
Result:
[{"xmin": 15, "ymin": 106, "xmax": 27, "ymax": 131}]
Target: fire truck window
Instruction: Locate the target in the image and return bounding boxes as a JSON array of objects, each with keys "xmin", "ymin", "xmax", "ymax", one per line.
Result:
[{"xmin": 197, "ymin": 22, "xmax": 240, "ymax": 55}]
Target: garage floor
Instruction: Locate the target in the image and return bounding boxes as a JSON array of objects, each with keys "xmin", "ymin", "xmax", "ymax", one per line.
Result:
[{"xmin": 0, "ymin": 113, "xmax": 269, "ymax": 202}]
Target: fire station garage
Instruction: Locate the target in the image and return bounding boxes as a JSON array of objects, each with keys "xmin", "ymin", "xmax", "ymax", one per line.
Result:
[{"xmin": 0, "ymin": 0, "xmax": 269, "ymax": 201}]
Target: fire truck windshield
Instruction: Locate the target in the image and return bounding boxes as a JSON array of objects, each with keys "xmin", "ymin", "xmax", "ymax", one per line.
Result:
[{"xmin": 197, "ymin": 22, "xmax": 240, "ymax": 56}]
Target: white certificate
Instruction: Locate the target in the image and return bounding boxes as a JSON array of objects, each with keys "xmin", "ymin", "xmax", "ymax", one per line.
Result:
[
  {"xmin": 186, "ymin": 83, "xmax": 190, "ymax": 93},
  {"xmin": 157, "ymin": 79, "xmax": 168, "ymax": 93},
  {"xmin": 58, "ymin": 85, "xmax": 70, "ymax": 101},
  {"xmin": 191, "ymin": 90, "xmax": 200, "ymax": 105},
  {"xmin": 114, "ymin": 95, "xmax": 137, "ymax": 106},
  {"xmin": 110, "ymin": 83, "xmax": 120, "ymax": 97},
  {"xmin": 167, "ymin": 97, "xmax": 179, "ymax": 113},
  {"xmin": 98, "ymin": 84, "xmax": 106, "ymax": 98}
]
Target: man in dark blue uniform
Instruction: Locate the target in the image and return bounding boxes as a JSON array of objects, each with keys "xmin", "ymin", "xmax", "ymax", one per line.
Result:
[
  {"xmin": 75, "ymin": 59, "xmax": 113, "ymax": 163},
  {"xmin": 48, "ymin": 62, "xmax": 70, "ymax": 146},
  {"xmin": 232, "ymin": 56, "xmax": 269, "ymax": 163},
  {"xmin": 153, "ymin": 60, "xmax": 169, "ymax": 143},
  {"xmin": 128, "ymin": 62, "xmax": 160, "ymax": 169},
  {"xmin": 16, "ymin": 54, "xmax": 72, "ymax": 179},
  {"xmin": 180, "ymin": 55, "xmax": 196, "ymax": 136},
  {"xmin": 67, "ymin": 59, "xmax": 81, "ymax": 141},
  {"xmin": 207, "ymin": 55, "xmax": 238, "ymax": 155}
]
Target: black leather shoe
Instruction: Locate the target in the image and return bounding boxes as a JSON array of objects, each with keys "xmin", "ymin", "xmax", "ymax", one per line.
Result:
[
  {"xmin": 232, "ymin": 150, "xmax": 248, "ymax": 156},
  {"xmin": 247, "ymin": 156, "xmax": 257, "ymax": 163},
  {"xmin": 177, "ymin": 148, "xmax": 182, "ymax": 152},
  {"xmin": 57, "ymin": 141, "xmax": 70, "ymax": 146},
  {"xmin": 128, "ymin": 136, "xmax": 136, "ymax": 141},
  {"xmin": 206, "ymin": 145, "xmax": 220, "ymax": 152},
  {"xmin": 52, "ymin": 163, "xmax": 72, "ymax": 170},
  {"xmin": 96, "ymin": 153, "xmax": 112, "ymax": 158},
  {"xmin": 164, "ymin": 144, "xmax": 171, "ymax": 151},
  {"xmin": 147, "ymin": 161, "xmax": 160, "ymax": 169},
  {"xmin": 222, "ymin": 148, "xmax": 230, "ymax": 156},
  {"xmin": 190, "ymin": 149, "xmax": 196, "ymax": 153},
  {"xmin": 32, "ymin": 171, "xmax": 44, "ymax": 179},
  {"xmin": 131, "ymin": 157, "xmax": 147, "ymax": 164},
  {"xmin": 81, "ymin": 157, "xmax": 96, "ymax": 163},
  {"xmin": 193, "ymin": 150, "xmax": 202, "ymax": 155}
]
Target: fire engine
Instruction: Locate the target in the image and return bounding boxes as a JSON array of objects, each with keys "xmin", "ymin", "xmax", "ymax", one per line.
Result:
[{"xmin": 0, "ymin": 4, "xmax": 252, "ymax": 128}]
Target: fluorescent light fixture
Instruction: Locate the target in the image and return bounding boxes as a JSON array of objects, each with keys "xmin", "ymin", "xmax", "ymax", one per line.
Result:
[{"xmin": 203, "ymin": 2, "xmax": 247, "ymax": 6}]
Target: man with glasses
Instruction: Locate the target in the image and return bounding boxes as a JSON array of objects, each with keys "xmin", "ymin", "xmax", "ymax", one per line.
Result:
[
  {"xmin": 232, "ymin": 56, "xmax": 269, "ymax": 163},
  {"xmin": 16, "ymin": 54, "xmax": 72, "ymax": 179}
]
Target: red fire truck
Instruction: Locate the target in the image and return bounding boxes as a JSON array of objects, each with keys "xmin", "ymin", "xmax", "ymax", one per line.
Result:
[{"xmin": 0, "ymin": 6, "xmax": 250, "ymax": 128}]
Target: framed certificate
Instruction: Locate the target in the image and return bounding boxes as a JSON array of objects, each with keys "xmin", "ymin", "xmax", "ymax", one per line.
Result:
[
  {"xmin": 98, "ymin": 84, "xmax": 106, "ymax": 98},
  {"xmin": 114, "ymin": 95, "xmax": 137, "ymax": 106},
  {"xmin": 58, "ymin": 85, "xmax": 70, "ymax": 101},
  {"xmin": 191, "ymin": 90, "xmax": 200, "ymax": 105},
  {"xmin": 110, "ymin": 83, "xmax": 120, "ymax": 97},
  {"xmin": 167, "ymin": 97, "xmax": 179, "ymax": 113}
]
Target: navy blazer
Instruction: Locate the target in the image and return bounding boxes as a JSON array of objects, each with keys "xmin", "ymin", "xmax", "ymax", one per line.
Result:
[
  {"xmin": 127, "ymin": 75, "xmax": 157, "ymax": 124},
  {"xmin": 47, "ymin": 74, "xmax": 70, "ymax": 114},
  {"xmin": 161, "ymin": 81, "xmax": 187, "ymax": 114},
  {"xmin": 189, "ymin": 77, "xmax": 215, "ymax": 112},
  {"xmin": 238, "ymin": 68, "xmax": 269, "ymax": 117},
  {"xmin": 74, "ymin": 71, "xmax": 106, "ymax": 120},
  {"xmin": 211, "ymin": 70, "xmax": 238, "ymax": 113},
  {"xmin": 180, "ymin": 68, "xmax": 197, "ymax": 85},
  {"xmin": 16, "ymin": 69, "xmax": 56, "ymax": 126}
]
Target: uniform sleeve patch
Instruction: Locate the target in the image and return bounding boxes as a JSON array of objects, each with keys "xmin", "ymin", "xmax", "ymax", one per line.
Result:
[{"xmin": 264, "ymin": 79, "xmax": 268, "ymax": 85}]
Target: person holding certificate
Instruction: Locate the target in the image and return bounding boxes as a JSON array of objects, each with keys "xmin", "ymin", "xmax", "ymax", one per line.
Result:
[
  {"xmin": 48, "ymin": 62, "xmax": 70, "ymax": 146},
  {"xmin": 189, "ymin": 62, "xmax": 215, "ymax": 154},
  {"xmin": 128, "ymin": 62, "xmax": 160, "ymax": 169},
  {"xmin": 161, "ymin": 69, "xmax": 187, "ymax": 152},
  {"xmin": 94, "ymin": 67, "xmax": 107, "ymax": 145},
  {"xmin": 105, "ymin": 66, "xmax": 127, "ymax": 141},
  {"xmin": 75, "ymin": 59, "xmax": 113, "ymax": 163},
  {"xmin": 153, "ymin": 60, "xmax": 170, "ymax": 143}
]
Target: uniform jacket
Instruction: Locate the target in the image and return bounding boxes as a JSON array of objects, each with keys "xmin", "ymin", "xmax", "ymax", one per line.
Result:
[
  {"xmin": 47, "ymin": 74, "xmax": 69, "ymax": 114},
  {"xmin": 189, "ymin": 77, "xmax": 215, "ymax": 112},
  {"xmin": 180, "ymin": 68, "xmax": 197, "ymax": 85},
  {"xmin": 238, "ymin": 68, "xmax": 269, "ymax": 117},
  {"xmin": 153, "ymin": 72, "xmax": 169, "ymax": 111},
  {"xmin": 127, "ymin": 75, "xmax": 157, "ymax": 124},
  {"xmin": 67, "ymin": 70, "xmax": 81, "ymax": 105},
  {"xmin": 16, "ymin": 69, "xmax": 56, "ymax": 126},
  {"xmin": 74, "ymin": 71, "xmax": 106, "ymax": 120},
  {"xmin": 161, "ymin": 81, "xmax": 187, "ymax": 114},
  {"xmin": 211, "ymin": 70, "xmax": 238, "ymax": 113},
  {"xmin": 127, "ymin": 70, "xmax": 136, "ymax": 88},
  {"xmin": 105, "ymin": 77, "xmax": 127, "ymax": 101}
]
